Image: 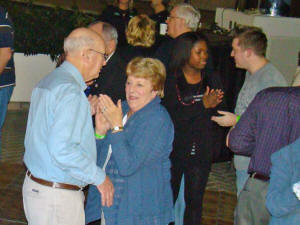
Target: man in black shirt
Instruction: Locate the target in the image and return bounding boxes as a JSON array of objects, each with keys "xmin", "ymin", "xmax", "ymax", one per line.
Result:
[
  {"xmin": 89, "ymin": 21, "xmax": 126, "ymax": 103},
  {"xmin": 154, "ymin": 3, "xmax": 201, "ymax": 70}
]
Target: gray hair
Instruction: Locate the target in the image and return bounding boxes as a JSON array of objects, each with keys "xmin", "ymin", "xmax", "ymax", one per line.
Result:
[
  {"xmin": 175, "ymin": 3, "xmax": 201, "ymax": 31},
  {"xmin": 64, "ymin": 36, "xmax": 95, "ymax": 53},
  {"xmin": 102, "ymin": 22, "xmax": 118, "ymax": 44}
]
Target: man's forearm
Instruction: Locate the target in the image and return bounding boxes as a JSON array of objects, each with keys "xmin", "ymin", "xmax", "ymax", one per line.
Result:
[{"xmin": 0, "ymin": 47, "xmax": 12, "ymax": 75}]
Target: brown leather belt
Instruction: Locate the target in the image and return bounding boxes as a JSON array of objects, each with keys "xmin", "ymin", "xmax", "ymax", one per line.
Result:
[
  {"xmin": 250, "ymin": 172, "xmax": 270, "ymax": 182},
  {"xmin": 26, "ymin": 170, "xmax": 83, "ymax": 191}
]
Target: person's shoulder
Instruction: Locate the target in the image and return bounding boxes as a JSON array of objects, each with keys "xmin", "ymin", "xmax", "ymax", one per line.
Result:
[
  {"xmin": 271, "ymin": 138, "xmax": 300, "ymax": 164},
  {"xmin": 156, "ymin": 36, "xmax": 174, "ymax": 50},
  {"xmin": 253, "ymin": 87, "xmax": 300, "ymax": 110},
  {"xmin": 260, "ymin": 63, "xmax": 287, "ymax": 85},
  {"xmin": 258, "ymin": 86, "xmax": 298, "ymax": 97},
  {"xmin": 108, "ymin": 51, "xmax": 126, "ymax": 69},
  {"xmin": 37, "ymin": 67, "xmax": 82, "ymax": 95},
  {"xmin": 148, "ymin": 100, "xmax": 173, "ymax": 124}
]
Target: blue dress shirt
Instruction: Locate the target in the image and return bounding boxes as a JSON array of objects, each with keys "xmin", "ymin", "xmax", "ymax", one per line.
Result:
[{"xmin": 24, "ymin": 61, "xmax": 105, "ymax": 187}]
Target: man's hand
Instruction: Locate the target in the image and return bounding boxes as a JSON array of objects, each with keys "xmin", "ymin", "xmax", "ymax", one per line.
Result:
[
  {"xmin": 211, "ymin": 110, "xmax": 237, "ymax": 127},
  {"xmin": 97, "ymin": 176, "xmax": 114, "ymax": 207}
]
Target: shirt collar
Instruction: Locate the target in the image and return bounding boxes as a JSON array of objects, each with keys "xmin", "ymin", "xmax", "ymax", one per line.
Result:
[
  {"xmin": 106, "ymin": 51, "xmax": 115, "ymax": 63},
  {"xmin": 60, "ymin": 61, "xmax": 87, "ymax": 91},
  {"xmin": 122, "ymin": 96, "xmax": 161, "ymax": 115}
]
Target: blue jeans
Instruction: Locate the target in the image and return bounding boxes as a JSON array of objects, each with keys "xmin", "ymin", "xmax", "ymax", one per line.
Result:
[{"xmin": 0, "ymin": 85, "xmax": 14, "ymax": 156}]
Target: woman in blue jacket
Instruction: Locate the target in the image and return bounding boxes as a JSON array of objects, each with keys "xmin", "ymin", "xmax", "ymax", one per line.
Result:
[{"xmin": 85, "ymin": 57, "xmax": 174, "ymax": 225}]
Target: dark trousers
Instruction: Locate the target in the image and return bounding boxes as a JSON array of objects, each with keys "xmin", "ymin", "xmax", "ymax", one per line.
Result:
[{"xmin": 171, "ymin": 159, "xmax": 211, "ymax": 225}]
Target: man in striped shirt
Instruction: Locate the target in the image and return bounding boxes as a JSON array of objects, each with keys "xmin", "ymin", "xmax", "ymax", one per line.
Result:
[{"xmin": 228, "ymin": 86, "xmax": 300, "ymax": 225}]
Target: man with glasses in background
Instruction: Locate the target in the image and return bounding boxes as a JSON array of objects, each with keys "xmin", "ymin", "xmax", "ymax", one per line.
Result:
[
  {"xmin": 88, "ymin": 21, "xmax": 126, "ymax": 103},
  {"xmin": 155, "ymin": 3, "xmax": 202, "ymax": 70}
]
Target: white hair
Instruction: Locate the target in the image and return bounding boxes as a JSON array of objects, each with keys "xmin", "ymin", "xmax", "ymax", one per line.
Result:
[
  {"xmin": 175, "ymin": 3, "xmax": 201, "ymax": 31},
  {"xmin": 102, "ymin": 22, "xmax": 118, "ymax": 44},
  {"xmin": 63, "ymin": 36, "xmax": 95, "ymax": 53}
]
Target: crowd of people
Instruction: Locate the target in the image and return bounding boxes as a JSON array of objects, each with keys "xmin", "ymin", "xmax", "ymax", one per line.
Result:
[{"xmin": 0, "ymin": 0, "xmax": 299, "ymax": 225}]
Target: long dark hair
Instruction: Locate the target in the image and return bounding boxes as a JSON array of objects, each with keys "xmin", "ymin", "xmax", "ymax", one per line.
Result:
[{"xmin": 169, "ymin": 32, "xmax": 209, "ymax": 75}]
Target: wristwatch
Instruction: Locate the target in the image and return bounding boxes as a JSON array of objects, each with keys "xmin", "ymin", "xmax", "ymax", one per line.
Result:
[{"xmin": 112, "ymin": 126, "xmax": 124, "ymax": 132}]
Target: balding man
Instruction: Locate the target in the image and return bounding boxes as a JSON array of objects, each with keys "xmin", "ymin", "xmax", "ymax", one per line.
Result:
[
  {"xmin": 155, "ymin": 3, "xmax": 200, "ymax": 69},
  {"xmin": 155, "ymin": 3, "xmax": 213, "ymax": 75},
  {"xmin": 88, "ymin": 21, "xmax": 126, "ymax": 103},
  {"xmin": 22, "ymin": 28, "xmax": 114, "ymax": 225}
]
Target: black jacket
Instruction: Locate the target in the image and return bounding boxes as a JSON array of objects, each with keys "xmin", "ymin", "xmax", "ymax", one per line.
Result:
[
  {"xmin": 99, "ymin": 5, "xmax": 137, "ymax": 47},
  {"xmin": 119, "ymin": 44, "xmax": 155, "ymax": 65},
  {"xmin": 90, "ymin": 51, "xmax": 127, "ymax": 103}
]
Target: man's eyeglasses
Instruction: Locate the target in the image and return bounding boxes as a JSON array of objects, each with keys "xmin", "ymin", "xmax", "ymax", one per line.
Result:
[
  {"xmin": 89, "ymin": 49, "xmax": 108, "ymax": 60},
  {"xmin": 167, "ymin": 16, "xmax": 182, "ymax": 20}
]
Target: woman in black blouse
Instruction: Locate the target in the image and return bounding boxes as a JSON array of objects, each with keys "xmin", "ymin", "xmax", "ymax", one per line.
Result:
[
  {"xmin": 100, "ymin": 0, "xmax": 137, "ymax": 47},
  {"xmin": 162, "ymin": 32, "xmax": 226, "ymax": 225},
  {"xmin": 119, "ymin": 14, "xmax": 156, "ymax": 64}
]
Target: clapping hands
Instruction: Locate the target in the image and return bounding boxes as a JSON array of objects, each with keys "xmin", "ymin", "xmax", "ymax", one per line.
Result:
[{"xmin": 202, "ymin": 86, "xmax": 224, "ymax": 109}]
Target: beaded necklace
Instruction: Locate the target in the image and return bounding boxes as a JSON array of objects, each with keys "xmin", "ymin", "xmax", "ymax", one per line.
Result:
[{"xmin": 175, "ymin": 72, "xmax": 204, "ymax": 106}]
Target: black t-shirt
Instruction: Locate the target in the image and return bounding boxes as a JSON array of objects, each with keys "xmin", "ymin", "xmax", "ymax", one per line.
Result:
[
  {"xmin": 119, "ymin": 44, "xmax": 155, "ymax": 65},
  {"xmin": 162, "ymin": 70, "xmax": 227, "ymax": 164},
  {"xmin": 99, "ymin": 5, "xmax": 137, "ymax": 47}
]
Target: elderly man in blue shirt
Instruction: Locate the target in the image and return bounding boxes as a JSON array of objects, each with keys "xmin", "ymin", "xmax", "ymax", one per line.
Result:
[{"xmin": 22, "ymin": 27, "xmax": 114, "ymax": 225}]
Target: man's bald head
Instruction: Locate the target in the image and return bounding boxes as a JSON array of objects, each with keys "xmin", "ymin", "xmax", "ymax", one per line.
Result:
[
  {"xmin": 88, "ymin": 22, "xmax": 118, "ymax": 55},
  {"xmin": 63, "ymin": 27, "xmax": 107, "ymax": 82},
  {"xmin": 64, "ymin": 27, "xmax": 105, "ymax": 55}
]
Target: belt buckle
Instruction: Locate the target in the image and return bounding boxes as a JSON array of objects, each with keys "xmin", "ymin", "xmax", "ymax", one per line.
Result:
[
  {"xmin": 26, "ymin": 170, "xmax": 31, "ymax": 178},
  {"xmin": 52, "ymin": 182, "xmax": 59, "ymax": 189}
]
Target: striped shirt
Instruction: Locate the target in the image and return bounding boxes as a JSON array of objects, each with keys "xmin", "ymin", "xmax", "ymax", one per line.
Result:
[{"xmin": 229, "ymin": 87, "xmax": 300, "ymax": 176}]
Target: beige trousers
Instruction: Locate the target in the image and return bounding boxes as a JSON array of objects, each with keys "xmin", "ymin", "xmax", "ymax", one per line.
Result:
[{"xmin": 22, "ymin": 175, "xmax": 85, "ymax": 225}]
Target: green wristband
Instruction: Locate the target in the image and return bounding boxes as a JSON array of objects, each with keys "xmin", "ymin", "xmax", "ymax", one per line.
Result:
[
  {"xmin": 95, "ymin": 133, "xmax": 106, "ymax": 140},
  {"xmin": 236, "ymin": 115, "xmax": 241, "ymax": 123}
]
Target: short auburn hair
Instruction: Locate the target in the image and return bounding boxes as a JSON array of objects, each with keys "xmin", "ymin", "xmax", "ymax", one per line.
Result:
[{"xmin": 126, "ymin": 57, "xmax": 166, "ymax": 98}]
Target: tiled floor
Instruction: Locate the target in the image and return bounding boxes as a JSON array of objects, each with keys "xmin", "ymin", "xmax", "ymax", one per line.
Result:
[{"xmin": 0, "ymin": 109, "xmax": 237, "ymax": 225}]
